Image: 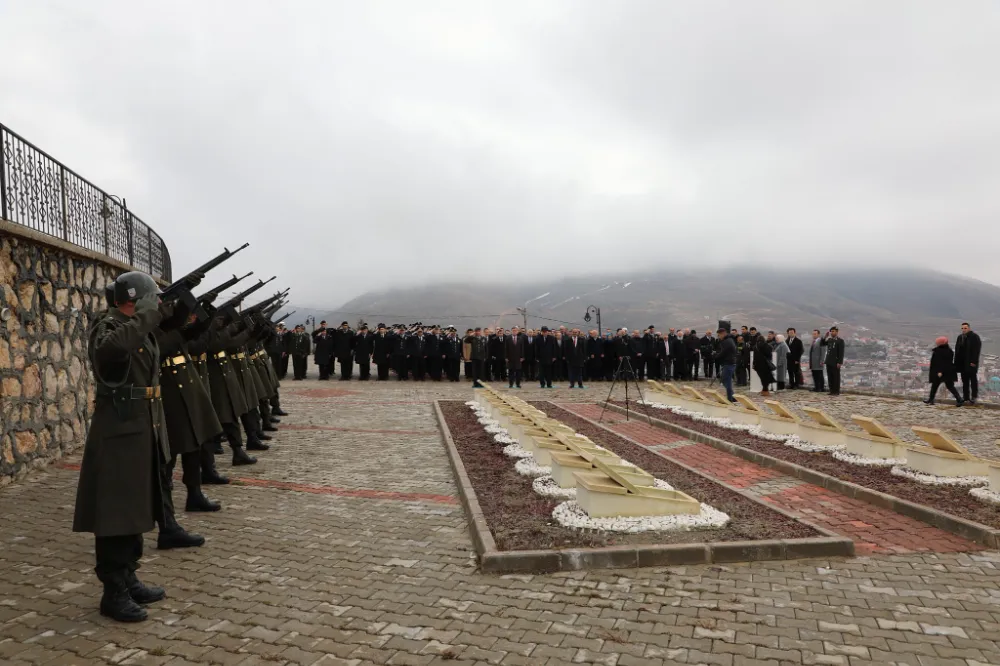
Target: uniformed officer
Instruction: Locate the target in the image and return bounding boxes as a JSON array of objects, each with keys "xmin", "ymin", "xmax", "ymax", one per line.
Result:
[
  {"xmin": 205, "ymin": 317, "xmax": 259, "ymax": 465},
  {"xmin": 73, "ymin": 272, "xmax": 175, "ymax": 622}
]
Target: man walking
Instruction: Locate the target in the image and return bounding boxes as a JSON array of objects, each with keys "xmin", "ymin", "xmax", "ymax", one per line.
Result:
[
  {"xmin": 955, "ymin": 322, "xmax": 982, "ymax": 405},
  {"xmin": 821, "ymin": 327, "xmax": 845, "ymax": 395},
  {"xmin": 786, "ymin": 328, "xmax": 804, "ymax": 389},
  {"xmin": 713, "ymin": 327, "xmax": 738, "ymax": 402}
]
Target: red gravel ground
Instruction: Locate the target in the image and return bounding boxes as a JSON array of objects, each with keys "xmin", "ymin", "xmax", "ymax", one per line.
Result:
[
  {"xmin": 440, "ymin": 401, "xmax": 817, "ymax": 551},
  {"xmin": 611, "ymin": 400, "xmax": 1000, "ymax": 529}
]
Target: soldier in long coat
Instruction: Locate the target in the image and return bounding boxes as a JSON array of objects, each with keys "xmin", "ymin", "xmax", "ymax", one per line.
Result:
[
  {"xmin": 504, "ymin": 326, "xmax": 526, "ymax": 388},
  {"xmin": 205, "ymin": 319, "xmax": 258, "ymax": 465},
  {"xmin": 372, "ymin": 324, "xmax": 392, "ymax": 380},
  {"xmin": 73, "ymin": 273, "xmax": 172, "ymax": 623},
  {"xmin": 157, "ymin": 324, "xmax": 225, "ymax": 514},
  {"xmin": 314, "ymin": 329, "xmax": 334, "ymax": 380},
  {"xmin": 355, "ymin": 325, "xmax": 375, "ymax": 380}
]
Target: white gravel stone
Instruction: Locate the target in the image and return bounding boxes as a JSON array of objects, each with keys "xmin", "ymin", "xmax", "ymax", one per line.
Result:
[
  {"xmin": 502, "ymin": 443, "xmax": 534, "ymax": 459},
  {"xmin": 970, "ymin": 486, "xmax": 1000, "ymax": 505},
  {"xmin": 532, "ymin": 476, "xmax": 577, "ymax": 499},
  {"xmin": 831, "ymin": 449, "xmax": 905, "ymax": 467},
  {"xmin": 552, "ymin": 498, "xmax": 730, "ymax": 533},
  {"xmin": 889, "ymin": 466, "xmax": 988, "ymax": 487},
  {"xmin": 514, "ymin": 458, "xmax": 551, "ymax": 477}
]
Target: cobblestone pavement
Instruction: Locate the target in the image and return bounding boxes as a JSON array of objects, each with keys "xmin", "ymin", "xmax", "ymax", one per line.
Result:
[
  {"xmin": 3, "ymin": 371, "xmax": 1000, "ymax": 665},
  {"xmin": 558, "ymin": 403, "xmax": 982, "ymax": 557},
  {"xmin": 724, "ymin": 385, "xmax": 1000, "ymax": 461}
]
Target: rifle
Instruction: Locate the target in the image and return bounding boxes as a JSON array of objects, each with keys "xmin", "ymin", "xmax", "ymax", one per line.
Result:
[
  {"xmin": 196, "ymin": 271, "xmax": 253, "ymax": 306},
  {"xmin": 261, "ymin": 300, "xmax": 286, "ymax": 320},
  {"xmin": 274, "ymin": 310, "xmax": 296, "ymax": 323},
  {"xmin": 160, "ymin": 243, "xmax": 249, "ymax": 317},
  {"xmin": 216, "ymin": 276, "xmax": 275, "ymax": 324},
  {"xmin": 243, "ymin": 289, "xmax": 290, "ymax": 318}
]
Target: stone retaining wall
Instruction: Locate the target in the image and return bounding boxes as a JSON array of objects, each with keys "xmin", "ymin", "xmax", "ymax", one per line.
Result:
[{"xmin": 0, "ymin": 222, "xmax": 153, "ymax": 484}]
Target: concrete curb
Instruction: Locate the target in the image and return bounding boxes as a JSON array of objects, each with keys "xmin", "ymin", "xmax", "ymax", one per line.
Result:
[
  {"xmin": 601, "ymin": 401, "xmax": 1000, "ymax": 549},
  {"xmin": 433, "ymin": 400, "xmax": 854, "ymax": 574}
]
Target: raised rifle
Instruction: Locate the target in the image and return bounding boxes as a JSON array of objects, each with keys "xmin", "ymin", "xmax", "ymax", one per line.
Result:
[
  {"xmin": 274, "ymin": 310, "xmax": 296, "ymax": 323},
  {"xmin": 196, "ymin": 271, "xmax": 253, "ymax": 306},
  {"xmin": 160, "ymin": 243, "xmax": 249, "ymax": 320},
  {"xmin": 216, "ymin": 276, "xmax": 275, "ymax": 324}
]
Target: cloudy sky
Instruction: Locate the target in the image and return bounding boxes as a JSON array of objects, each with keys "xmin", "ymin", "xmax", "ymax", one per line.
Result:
[{"xmin": 2, "ymin": 1, "xmax": 999, "ymax": 307}]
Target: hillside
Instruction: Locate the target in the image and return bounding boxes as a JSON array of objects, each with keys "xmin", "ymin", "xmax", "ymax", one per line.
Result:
[{"xmin": 294, "ymin": 268, "xmax": 1000, "ymax": 345}]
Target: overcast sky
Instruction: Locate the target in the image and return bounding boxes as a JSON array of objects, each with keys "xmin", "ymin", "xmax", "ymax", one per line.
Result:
[{"xmin": 2, "ymin": 1, "xmax": 999, "ymax": 307}]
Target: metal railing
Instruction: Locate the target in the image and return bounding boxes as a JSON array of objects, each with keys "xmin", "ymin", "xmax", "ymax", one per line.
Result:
[{"xmin": 0, "ymin": 122, "xmax": 171, "ymax": 280}]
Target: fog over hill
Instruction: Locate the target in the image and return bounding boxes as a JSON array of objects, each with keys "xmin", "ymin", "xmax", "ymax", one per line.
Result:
[{"xmin": 289, "ymin": 267, "xmax": 1000, "ymax": 345}]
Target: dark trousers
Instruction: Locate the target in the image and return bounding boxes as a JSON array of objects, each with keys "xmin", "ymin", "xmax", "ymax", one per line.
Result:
[
  {"xmin": 703, "ymin": 357, "xmax": 714, "ymax": 378},
  {"xmin": 721, "ymin": 364, "xmax": 736, "ymax": 401},
  {"xmin": 568, "ymin": 365, "xmax": 584, "ymax": 387},
  {"xmin": 278, "ymin": 355, "xmax": 289, "ymax": 379},
  {"xmin": 318, "ymin": 360, "xmax": 331, "ymax": 380},
  {"xmin": 788, "ymin": 362, "xmax": 803, "ymax": 389},
  {"xmin": 166, "ymin": 447, "xmax": 207, "ymax": 495},
  {"xmin": 463, "ymin": 360, "xmax": 471, "ymax": 379},
  {"xmin": 412, "ymin": 357, "xmax": 426, "ymax": 380},
  {"xmin": 961, "ymin": 369, "xmax": 978, "ymax": 402},
  {"xmin": 428, "ymin": 357, "xmax": 442, "ymax": 381},
  {"xmin": 689, "ymin": 357, "xmax": 699, "ymax": 380},
  {"xmin": 95, "ymin": 534, "xmax": 143, "ymax": 583},
  {"xmin": 339, "ymin": 358, "xmax": 353, "ymax": 380},
  {"xmin": 646, "ymin": 357, "xmax": 660, "ymax": 380},
  {"xmin": 292, "ymin": 355, "xmax": 307, "ymax": 379},
  {"xmin": 673, "ymin": 357, "xmax": 684, "ymax": 380},
  {"xmin": 633, "ymin": 357, "xmax": 645, "ymax": 380},
  {"xmin": 358, "ymin": 359, "xmax": 371, "ymax": 380},
  {"xmin": 523, "ymin": 360, "xmax": 537, "ymax": 381},
  {"xmin": 559, "ymin": 359, "xmax": 568, "ymax": 381},
  {"xmin": 736, "ymin": 364, "xmax": 748, "ymax": 386},
  {"xmin": 508, "ymin": 369, "xmax": 522, "ymax": 387},
  {"xmin": 446, "ymin": 358, "xmax": 461, "ymax": 381},
  {"xmin": 492, "ymin": 357, "xmax": 506, "ymax": 380},
  {"xmin": 471, "ymin": 359, "xmax": 484, "ymax": 384},
  {"xmin": 930, "ymin": 379, "xmax": 961, "ymax": 402},
  {"xmin": 811, "ymin": 369, "xmax": 825, "ymax": 392},
  {"xmin": 375, "ymin": 361, "xmax": 389, "ymax": 380},
  {"xmin": 397, "ymin": 357, "xmax": 409, "ymax": 380},
  {"xmin": 826, "ymin": 364, "xmax": 841, "ymax": 394},
  {"xmin": 538, "ymin": 363, "xmax": 554, "ymax": 387}
]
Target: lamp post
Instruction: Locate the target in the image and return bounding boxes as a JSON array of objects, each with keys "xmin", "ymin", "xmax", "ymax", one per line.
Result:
[
  {"xmin": 584, "ymin": 305, "xmax": 601, "ymax": 335},
  {"xmin": 306, "ymin": 315, "xmax": 316, "ymax": 332}
]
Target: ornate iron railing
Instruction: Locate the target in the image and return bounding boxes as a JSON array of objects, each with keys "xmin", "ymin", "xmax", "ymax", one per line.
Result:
[{"xmin": 0, "ymin": 122, "xmax": 171, "ymax": 280}]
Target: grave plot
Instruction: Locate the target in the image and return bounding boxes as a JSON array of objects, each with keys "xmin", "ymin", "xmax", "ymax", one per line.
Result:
[
  {"xmin": 608, "ymin": 389, "xmax": 1000, "ymax": 533},
  {"xmin": 436, "ymin": 385, "xmax": 850, "ymax": 572}
]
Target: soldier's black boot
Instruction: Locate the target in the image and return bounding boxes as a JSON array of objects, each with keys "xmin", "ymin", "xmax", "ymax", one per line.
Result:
[
  {"xmin": 213, "ymin": 437, "xmax": 224, "ymax": 455},
  {"xmin": 125, "ymin": 570, "xmax": 166, "ymax": 605},
  {"xmin": 100, "ymin": 574, "xmax": 148, "ymax": 622},
  {"xmin": 247, "ymin": 435, "xmax": 270, "ymax": 451},
  {"xmin": 274, "ymin": 408, "xmax": 289, "ymax": 416},
  {"xmin": 185, "ymin": 486, "xmax": 221, "ymax": 512},
  {"xmin": 202, "ymin": 468, "xmax": 230, "ymax": 484},
  {"xmin": 232, "ymin": 445, "xmax": 258, "ymax": 465},
  {"xmin": 157, "ymin": 512, "xmax": 205, "ymax": 550}
]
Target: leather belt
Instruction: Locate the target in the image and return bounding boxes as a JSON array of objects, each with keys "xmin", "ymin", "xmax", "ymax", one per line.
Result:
[
  {"xmin": 234, "ymin": 352, "xmax": 245, "ymax": 359},
  {"xmin": 212, "ymin": 351, "xmax": 227, "ymax": 360},
  {"xmin": 96, "ymin": 385, "xmax": 161, "ymax": 400},
  {"xmin": 161, "ymin": 355, "xmax": 188, "ymax": 368},
  {"xmin": 196, "ymin": 353, "xmax": 207, "ymax": 362}
]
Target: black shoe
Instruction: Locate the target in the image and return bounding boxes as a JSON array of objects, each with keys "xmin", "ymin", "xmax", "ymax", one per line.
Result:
[
  {"xmin": 247, "ymin": 440, "xmax": 270, "ymax": 451},
  {"xmin": 232, "ymin": 448, "xmax": 257, "ymax": 466},
  {"xmin": 923, "ymin": 399, "xmax": 934, "ymax": 405},
  {"xmin": 258, "ymin": 432, "xmax": 273, "ymax": 441},
  {"xmin": 262, "ymin": 425, "xmax": 279, "ymax": 432},
  {"xmin": 274, "ymin": 409, "xmax": 289, "ymax": 416},
  {"xmin": 185, "ymin": 489, "xmax": 221, "ymax": 512},
  {"xmin": 956, "ymin": 398, "xmax": 965, "ymax": 407},
  {"xmin": 157, "ymin": 528, "xmax": 205, "ymax": 550},
  {"xmin": 201, "ymin": 470, "xmax": 230, "ymax": 485},
  {"xmin": 125, "ymin": 571, "xmax": 166, "ymax": 605},
  {"xmin": 100, "ymin": 581, "xmax": 148, "ymax": 622},
  {"xmin": 213, "ymin": 442, "xmax": 224, "ymax": 455}
]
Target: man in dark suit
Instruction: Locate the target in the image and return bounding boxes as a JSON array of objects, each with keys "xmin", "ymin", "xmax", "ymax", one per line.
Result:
[
  {"xmin": 333, "ymin": 321, "xmax": 355, "ymax": 380},
  {"xmin": 354, "ymin": 325, "xmax": 374, "ymax": 380},
  {"xmin": 442, "ymin": 327, "xmax": 462, "ymax": 382},
  {"xmin": 523, "ymin": 329, "xmax": 538, "ymax": 382},
  {"xmin": 407, "ymin": 325, "xmax": 427, "ymax": 380},
  {"xmin": 785, "ymin": 328, "xmax": 804, "ymax": 389},
  {"xmin": 821, "ymin": 326, "xmax": 845, "ymax": 396},
  {"xmin": 586, "ymin": 329, "xmax": 603, "ymax": 382},
  {"xmin": 372, "ymin": 324, "xmax": 392, "ymax": 380},
  {"xmin": 536, "ymin": 327, "xmax": 558, "ymax": 388},
  {"xmin": 504, "ymin": 326, "xmax": 526, "ymax": 388},
  {"xmin": 424, "ymin": 325, "xmax": 442, "ymax": 381},
  {"xmin": 566, "ymin": 328, "xmax": 589, "ymax": 388},
  {"xmin": 955, "ymin": 322, "xmax": 982, "ymax": 405}
]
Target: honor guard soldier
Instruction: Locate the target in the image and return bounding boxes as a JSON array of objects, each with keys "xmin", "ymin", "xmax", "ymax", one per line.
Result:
[{"xmin": 73, "ymin": 272, "xmax": 177, "ymax": 622}]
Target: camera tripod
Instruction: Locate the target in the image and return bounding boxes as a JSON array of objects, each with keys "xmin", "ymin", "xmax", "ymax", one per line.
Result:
[{"xmin": 599, "ymin": 356, "xmax": 653, "ymax": 424}]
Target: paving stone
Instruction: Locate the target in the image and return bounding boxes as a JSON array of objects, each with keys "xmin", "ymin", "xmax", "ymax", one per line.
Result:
[{"xmin": 3, "ymin": 374, "xmax": 1000, "ymax": 666}]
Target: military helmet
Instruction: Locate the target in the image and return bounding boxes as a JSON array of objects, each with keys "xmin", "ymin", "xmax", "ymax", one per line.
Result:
[
  {"xmin": 104, "ymin": 281, "xmax": 116, "ymax": 308},
  {"xmin": 113, "ymin": 271, "xmax": 161, "ymax": 305}
]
